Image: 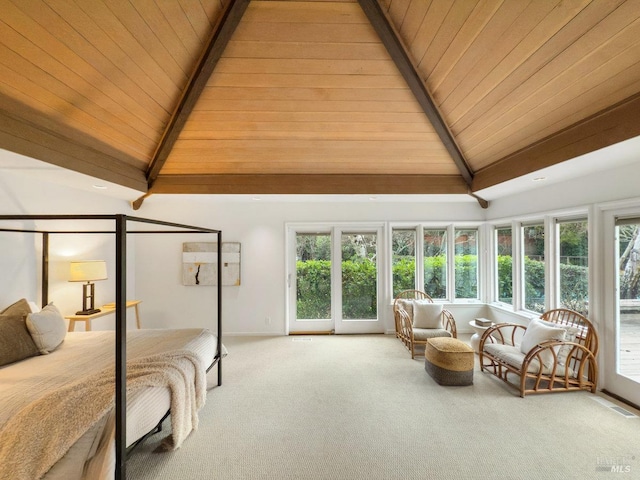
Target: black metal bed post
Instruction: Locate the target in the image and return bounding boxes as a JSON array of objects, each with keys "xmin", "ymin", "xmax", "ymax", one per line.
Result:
[
  {"xmin": 41, "ymin": 232, "xmax": 49, "ymax": 307},
  {"xmin": 115, "ymin": 215, "xmax": 127, "ymax": 480},
  {"xmin": 217, "ymin": 231, "xmax": 222, "ymax": 386}
]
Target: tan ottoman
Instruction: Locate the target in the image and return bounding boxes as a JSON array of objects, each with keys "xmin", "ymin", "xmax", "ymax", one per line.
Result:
[{"xmin": 424, "ymin": 337, "xmax": 474, "ymax": 386}]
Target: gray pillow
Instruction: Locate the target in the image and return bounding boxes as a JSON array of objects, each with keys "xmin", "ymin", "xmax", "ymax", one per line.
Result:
[
  {"xmin": 26, "ymin": 303, "xmax": 67, "ymax": 354},
  {"xmin": 0, "ymin": 313, "xmax": 39, "ymax": 366}
]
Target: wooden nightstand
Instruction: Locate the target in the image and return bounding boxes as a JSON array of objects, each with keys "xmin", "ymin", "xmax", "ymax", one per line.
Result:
[{"xmin": 65, "ymin": 300, "xmax": 142, "ymax": 332}]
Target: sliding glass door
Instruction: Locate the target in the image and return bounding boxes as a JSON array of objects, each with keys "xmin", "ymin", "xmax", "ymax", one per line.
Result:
[
  {"xmin": 288, "ymin": 225, "xmax": 384, "ymax": 334},
  {"xmin": 614, "ymin": 219, "xmax": 640, "ymax": 395},
  {"xmin": 335, "ymin": 228, "xmax": 383, "ymax": 334},
  {"xmin": 290, "ymin": 230, "xmax": 334, "ymax": 333},
  {"xmin": 603, "ymin": 214, "xmax": 640, "ymax": 406}
]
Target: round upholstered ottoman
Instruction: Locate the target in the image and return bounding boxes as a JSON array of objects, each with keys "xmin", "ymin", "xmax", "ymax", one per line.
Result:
[{"xmin": 424, "ymin": 337, "xmax": 474, "ymax": 386}]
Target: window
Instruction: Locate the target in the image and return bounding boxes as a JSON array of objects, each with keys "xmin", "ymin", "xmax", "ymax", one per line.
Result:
[
  {"xmin": 455, "ymin": 229, "xmax": 478, "ymax": 299},
  {"xmin": 392, "ymin": 229, "xmax": 416, "ymax": 297},
  {"xmin": 558, "ymin": 219, "xmax": 588, "ymax": 315},
  {"xmin": 523, "ymin": 224, "xmax": 545, "ymax": 313},
  {"xmin": 496, "ymin": 227, "xmax": 513, "ymax": 305},
  {"xmin": 424, "ymin": 229, "xmax": 447, "ymax": 299}
]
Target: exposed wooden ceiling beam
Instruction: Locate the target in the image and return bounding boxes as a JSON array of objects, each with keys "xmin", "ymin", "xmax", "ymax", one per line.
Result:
[
  {"xmin": 145, "ymin": 0, "xmax": 251, "ymax": 186},
  {"xmin": 357, "ymin": 0, "xmax": 474, "ymax": 187},
  {"xmin": 149, "ymin": 174, "xmax": 470, "ymax": 195},
  {"xmin": 472, "ymin": 93, "xmax": 640, "ymax": 192},
  {"xmin": 0, "ymin": 101, "xmax": 147, "ymax": 192}
]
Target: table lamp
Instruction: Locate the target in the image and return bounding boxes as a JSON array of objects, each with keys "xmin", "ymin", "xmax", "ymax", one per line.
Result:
[{"xmin": 69, "ymin": 260, "xmax": 108, "ymax": 315}]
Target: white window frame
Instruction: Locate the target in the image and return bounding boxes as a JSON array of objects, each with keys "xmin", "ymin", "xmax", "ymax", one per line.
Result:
[
  {"xmin": 389, "ymin": 222, "xmax": 483, "ymax": 304},
  {"xmin": 487, "ymin": 208, "xmax": 590, "ymax": 316},
  {"xmin": 491, "ymin": 224, "xmax": 515, "ymax": 309}
]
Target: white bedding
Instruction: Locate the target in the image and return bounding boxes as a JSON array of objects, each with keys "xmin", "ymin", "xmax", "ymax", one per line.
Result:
[{"xmin": 0, "ymin": 328, "xmax": 219, "ymax": 480}]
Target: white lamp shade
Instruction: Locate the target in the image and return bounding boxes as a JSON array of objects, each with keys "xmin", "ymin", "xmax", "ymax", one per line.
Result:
[{"xmin": 69, "ymin": 261, "xmax": 108, "ymax": 282}]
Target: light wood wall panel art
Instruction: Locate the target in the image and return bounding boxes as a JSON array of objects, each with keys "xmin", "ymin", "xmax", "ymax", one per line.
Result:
[{"xmin": 183, "ymin": 242, "xmax": 241, "ymax": 286}]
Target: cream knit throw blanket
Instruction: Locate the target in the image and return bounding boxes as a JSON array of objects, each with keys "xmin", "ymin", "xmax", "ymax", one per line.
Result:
[{"xmin": 0, "ymin": 349, "xmax": 206, "ymax": 480}]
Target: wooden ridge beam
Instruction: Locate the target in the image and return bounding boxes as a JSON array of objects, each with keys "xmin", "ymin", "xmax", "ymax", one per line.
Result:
[
  {"xmin": 145, "ymin": 0, "xmax": 251, "ymax": 186},
  {"xmin": 357, "ymin": 0, "xmax": 474, "ymax": 187},
  {"xmin": 472, "ymin": 93, "xmax": 640, "ymax": 192}
]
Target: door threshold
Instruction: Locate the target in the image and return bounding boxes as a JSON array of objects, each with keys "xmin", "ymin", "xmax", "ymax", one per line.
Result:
[{"xmin": 289, "ymin": 330, "xmax": 334, "ymax": 335}]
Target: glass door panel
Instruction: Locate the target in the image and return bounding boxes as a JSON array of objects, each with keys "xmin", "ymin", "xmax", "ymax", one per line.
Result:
[
  {"xmin": 617, "ymin": 223, "xmax": 640, "ymax": 384},
  {"xmin": 334, "ymin": 228, "xmax": 384, "ymax": 334},
  {"xmin": 341, "ymin": 232, "xmax": 377, "ymax": 320},
  {"xmin": 290, "ymin": 232, "xmax": 333, "ymax": 333}
]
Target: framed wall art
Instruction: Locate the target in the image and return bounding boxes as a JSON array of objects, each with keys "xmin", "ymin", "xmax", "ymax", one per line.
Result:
[{"xmin": 182, "ymin": 242, "xmax": 241, "ymax": 286}]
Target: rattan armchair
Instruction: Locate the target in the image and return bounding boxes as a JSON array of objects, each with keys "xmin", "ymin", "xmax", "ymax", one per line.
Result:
[
  {"xmin": 393, "ymin": 290, "xmax": 457, "ymax": 359},
  {"xmin": 479, "ymin": 309, "xmax": 599, "ymax": 397}
]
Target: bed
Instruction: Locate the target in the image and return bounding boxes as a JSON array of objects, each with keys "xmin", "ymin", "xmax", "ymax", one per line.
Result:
[
  {"xmin": 0, "ymin": 326, "xmax": 221, "ymax": 480},
  {"xmin": 0, "ymin": 214, "xmax": 223, "ymax": 480}
]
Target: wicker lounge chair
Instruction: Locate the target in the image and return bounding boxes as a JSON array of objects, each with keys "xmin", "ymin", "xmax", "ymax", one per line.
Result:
[
  {"xmin": 393, "ymin": 290, "xmax": 457, "ymax": 359},
  {"xmin": 478, "ymin": 309, "xmax": 599, "ymax": 397}
]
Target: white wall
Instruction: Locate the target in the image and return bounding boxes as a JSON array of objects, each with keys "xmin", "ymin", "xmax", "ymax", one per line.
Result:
[
  {"xmin": 484, "ymin": 160, "xmax": 640, "ymax": 221},
  {"xmin": 3, "ymin": 154, "xmax": 640, "ymax": 338},
  {"xmin": 134, "ymin": 196, "xmax": 486, "ymax": 335},
  {"xmin": 0, "ymin": 170, "xmax": 137, "ymax": 330}
]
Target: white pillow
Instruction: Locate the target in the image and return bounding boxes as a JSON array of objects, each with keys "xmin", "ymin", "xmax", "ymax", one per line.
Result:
[
  {"xmin": 537, "ymin": 318, "xmax": 581, "ymax": 365},
  {"xmin": 26, "ymin": 303, "xmax": 67, "ymax": 354},
  {"xmin": 412, "ymin": 301, "xmax": 443, "ymax": 329},
  {"xmin": 520, "ymin": 318, "xmax": 566, "ymax": 368},
  {"xmin": 396, "ymin": 299, "xmax": 413, "ymax": 318}
]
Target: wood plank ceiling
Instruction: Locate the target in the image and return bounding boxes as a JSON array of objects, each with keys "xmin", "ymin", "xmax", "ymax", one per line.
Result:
[{"xmin": 1, "ymin": 0, "xmax": 640, "ymax": 207}]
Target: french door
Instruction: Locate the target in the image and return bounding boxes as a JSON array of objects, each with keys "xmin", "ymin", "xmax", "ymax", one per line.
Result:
[
  {"xmin": 287, "ymin": 225, "xmax": 384, "ymax": 334},
  {"xmin": 603, "ymin": 212, "xmax": 640, "ymax": 406}
]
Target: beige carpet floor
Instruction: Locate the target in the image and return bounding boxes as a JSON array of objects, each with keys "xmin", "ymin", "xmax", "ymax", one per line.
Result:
[{"xmin": 126, "ymin": 334, "xmax": 640, "ymax": 479}]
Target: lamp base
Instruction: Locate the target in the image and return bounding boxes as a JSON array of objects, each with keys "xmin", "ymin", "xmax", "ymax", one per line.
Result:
[{"xmin": 75, "ymin": 308, "xmax": 101, "ymax": 315}]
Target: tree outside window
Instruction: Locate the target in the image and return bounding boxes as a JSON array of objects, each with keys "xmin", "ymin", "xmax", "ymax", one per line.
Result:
[
  {"xmin": 392, "ymin": 229, "xmax": 416, "ymax": 297},
  {"xmin": 496, "ymin": 227, "xmax": 513, "ymax": 305},
  {"xmin": 424, "ymin": 229, "xmax": 447, "ymax": 299},
  {"xmin": 558, "ymin": 220, "xmax": 588, "ymax": 315},
  {"xmin": 455, "ymin": 229, "xmax": 478, "ymax": 299},
  {"xmin": 523, "ymin": 224, "xmax": 545, "ymax": 313}
]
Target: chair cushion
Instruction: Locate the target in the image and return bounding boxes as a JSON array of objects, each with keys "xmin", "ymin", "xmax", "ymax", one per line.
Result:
[
  {"xmin": 484, "ymin": 343, "xmax": 572, "ymax": 376},
  {"xmin": 484, "ymin": 343, "xmax": 543, "ymax": 373},
  {"xmin": 412, "ymin": 301, "xmax": 443, "ymax": 329},
  {"xmin": 520, "ymin": 319, "xmax": 566, "ymax": 368},
  {"xmin": 413, "ymin": 328, "xmax": 451, "ymax": 341},
  {"xmin": 26, "ymin": 303, "xmax": 67, "ymax": 354}
]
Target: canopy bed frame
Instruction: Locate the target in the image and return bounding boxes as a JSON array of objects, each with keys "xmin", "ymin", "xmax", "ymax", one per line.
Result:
[{"xmin": 0, "ymin": 214, "xmax": 222, "ymax": 480}]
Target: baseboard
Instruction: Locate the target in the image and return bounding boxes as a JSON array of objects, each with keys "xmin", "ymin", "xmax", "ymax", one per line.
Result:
[
  {"xmin": 601, "ymin": 389, "xmax": 640, "ymax": 413},
  {"xmin": 223, "ymin": 332, "xmax": 284, "ymax": 337}
]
